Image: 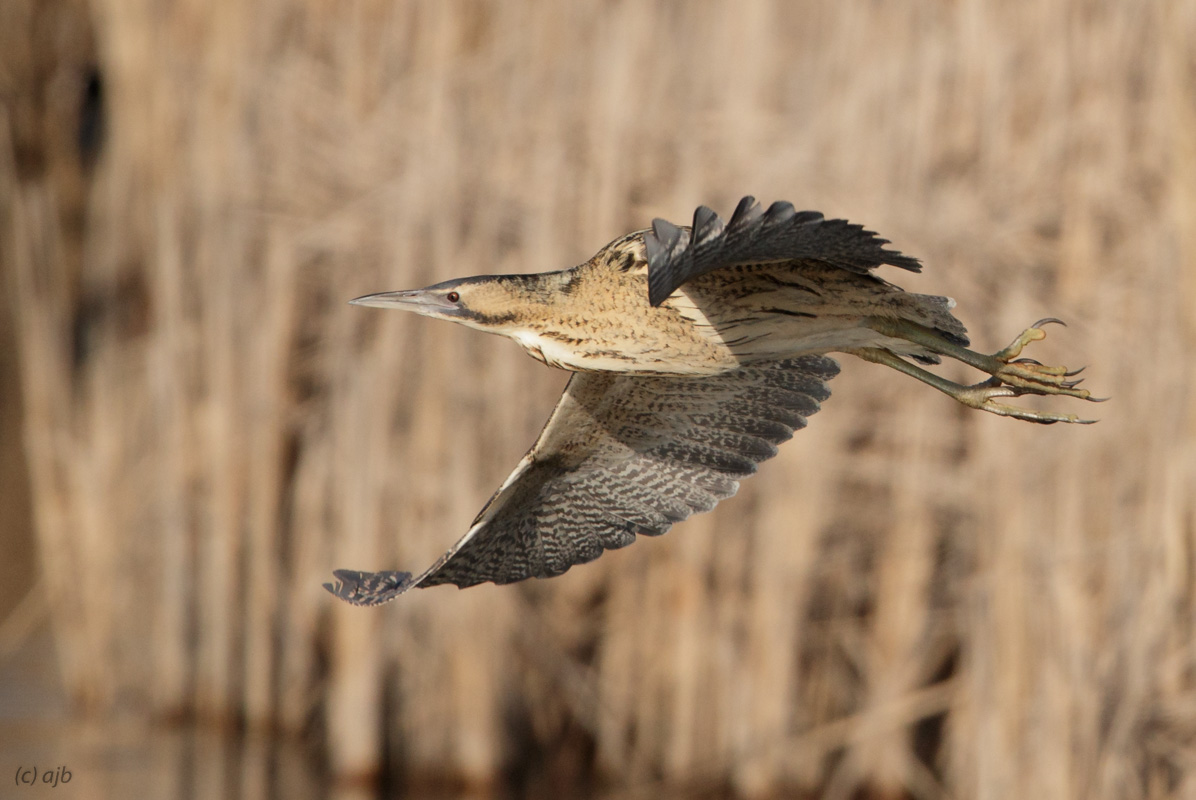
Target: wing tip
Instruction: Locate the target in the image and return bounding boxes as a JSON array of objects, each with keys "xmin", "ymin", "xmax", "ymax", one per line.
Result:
[
  {"xmin": 798, "ymin": 353, "xmax": 842, "ymax": 380},
  {"xmin": 324, "ymin": 568, "xmax": 416, "ymax": 606}
]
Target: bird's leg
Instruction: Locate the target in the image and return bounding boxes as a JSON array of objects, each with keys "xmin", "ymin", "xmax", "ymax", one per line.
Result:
[
  {"xmin": 863, "ymin": 316, "xmax": 1095, "ymax": 398},
  {"xmin": 850, "ymin": 347, "xmax": 1091, "ymax": 424},
  {"xmin": 852, "ymin": 317, "xmax": 1102, "ymax": 424}
]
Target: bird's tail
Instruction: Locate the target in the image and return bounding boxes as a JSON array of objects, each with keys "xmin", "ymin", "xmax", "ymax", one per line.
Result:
[
  {"xmin": 907, "ymin": 292, "xmax": 969, "ymax": 344},
  {"xmin": 880, "ymin": 291, "xmax": 970, "ymax": 364}
]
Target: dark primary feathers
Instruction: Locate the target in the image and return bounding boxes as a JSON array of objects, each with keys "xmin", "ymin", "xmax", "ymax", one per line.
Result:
[
  {"xmin": 325, "ymin": 355, "xmax": 839, "ymax": 605},
  {"xmin": 645, "ymin": 196, "xmax": 921, "ymax": 306},
  {"xmin": 325, "ymin": 197, "xmax": 1020, "ymax": 604}
]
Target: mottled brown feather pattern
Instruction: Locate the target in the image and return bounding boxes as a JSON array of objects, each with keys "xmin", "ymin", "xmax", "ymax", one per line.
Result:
[
  {"xmin": 326, "ymin": 201, "xmax": 969, "ymax": 604},
  {"xmin": 327, "ymin": 355, "xmax": 838, "ymax": 604}
]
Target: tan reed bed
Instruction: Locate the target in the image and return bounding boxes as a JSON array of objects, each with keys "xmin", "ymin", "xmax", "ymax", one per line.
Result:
[{"xmin": 3, "ymin": 0, "xmax": 1195, "ymax": 796}]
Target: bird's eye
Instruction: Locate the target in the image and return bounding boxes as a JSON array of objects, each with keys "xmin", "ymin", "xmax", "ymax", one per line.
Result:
[{"xmin": 446, "ymin": 291, "xmax": 460, "ymax": 303}]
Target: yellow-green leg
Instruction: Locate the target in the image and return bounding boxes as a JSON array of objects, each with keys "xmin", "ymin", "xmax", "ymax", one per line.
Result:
[{"xmin": 853, "ymin": 317, "xmax": 1103, "ymax": 424}]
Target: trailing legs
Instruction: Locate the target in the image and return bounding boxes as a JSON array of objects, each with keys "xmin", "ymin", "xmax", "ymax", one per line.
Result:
[{"xmin": 851, "ymin": 317, "xmax": 1104, "ymax": 424}]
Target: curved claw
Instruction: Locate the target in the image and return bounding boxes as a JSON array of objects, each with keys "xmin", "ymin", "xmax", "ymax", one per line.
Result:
[
  {"xmin": 1086, "ymin": 395, "xmax": 1112, "ymax": 403},
  {"xmin": 1012, "ymin": 357, "xmax": 1044, "ymax": 366},
  {"xmin": 1032, "ymin": 317, "xmax": 1067, "ymax": 329},
  {"xmin": 1061, "ymin": 378, "xmax": 1084, "ymax": 389},
  {"xmin": 1064, "ymin": 365, "xmax": 1087, "ymax": 377}
]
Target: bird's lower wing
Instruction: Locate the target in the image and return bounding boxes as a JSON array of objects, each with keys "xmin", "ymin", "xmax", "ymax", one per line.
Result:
[
  {"xmin": 645, "ymin": 196, "xmax": 921, "ymax": 306},
  {"xmin": 324, "ymin": 354, "xmax": 839, "ymax": 605}
]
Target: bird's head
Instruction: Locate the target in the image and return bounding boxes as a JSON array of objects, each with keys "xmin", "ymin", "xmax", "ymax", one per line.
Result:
[{"xmin": 350, "ymin": 274, "xmax": 552, "ymax": 331}]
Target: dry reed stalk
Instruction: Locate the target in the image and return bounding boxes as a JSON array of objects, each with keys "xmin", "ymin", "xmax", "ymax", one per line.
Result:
[{"xmin": 4, "ymin": 0, "xmax": 1196, "ymax": 797}]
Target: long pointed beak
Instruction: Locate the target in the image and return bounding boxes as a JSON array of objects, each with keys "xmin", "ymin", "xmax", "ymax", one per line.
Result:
[{"xmin": 349, "ymin": 289, "xmax": 456, "ymax": 315}]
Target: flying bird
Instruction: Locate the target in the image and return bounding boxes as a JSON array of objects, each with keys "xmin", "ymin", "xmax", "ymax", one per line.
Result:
[{"xmin": 326, "ymin": 197, "xmax": 1098, "ymax": 605}]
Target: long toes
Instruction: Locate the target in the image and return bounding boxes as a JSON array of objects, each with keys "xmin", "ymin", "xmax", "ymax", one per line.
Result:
[
  {"xmin": 996, "ymin": 365, "xmax": 1091, "ymax": 397},
  {"xmin": 980, "ymin": 399, "xmax": 1096, "ymax": 424},
  {"xmin": 1015, "ymin": 363, "xmax": 1069, "ymax": 377},
  {"xmin": 966, "ymin": 319, "xmax": 1102, "ymax": 420},
  {"xmin": 992, "ymin": 338, "xmax": 1090, "ymax": 395},
  {"xmin": 957, "ymin": 380, "xmax": 1099, "ymax": 424}
]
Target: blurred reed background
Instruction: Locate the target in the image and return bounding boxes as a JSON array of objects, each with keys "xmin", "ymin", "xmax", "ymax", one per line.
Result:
[{"xmin": 2, "ymin": 0, "xmax": 1195, "ymax": 797}]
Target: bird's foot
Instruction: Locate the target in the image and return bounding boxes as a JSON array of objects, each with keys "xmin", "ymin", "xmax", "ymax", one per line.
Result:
[
  {"xmin": 854, "ymin": 316, "xmax": 1104, "ymax": 424},
  {"xmin": 980, "ymin": 319, "xmax": 1094, "ymax": 403},
  {"xmin": 950, "ymin": 376, "xmax": 1095, "ymax": 425}
]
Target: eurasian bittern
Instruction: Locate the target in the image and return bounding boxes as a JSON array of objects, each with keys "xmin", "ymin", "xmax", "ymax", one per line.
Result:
[{"xmin": 326, "ymin": 197, "xmax": 1099, "ymax": 606}]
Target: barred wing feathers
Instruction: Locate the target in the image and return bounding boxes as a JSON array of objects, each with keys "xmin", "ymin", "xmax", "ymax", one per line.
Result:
[
  {"xmin": 324, "ymin": 354, "xmax": 839, "ymax": 606},
  {"xmin": 645, "ymin": 196, "xmax": 922, "ymax": 306}
]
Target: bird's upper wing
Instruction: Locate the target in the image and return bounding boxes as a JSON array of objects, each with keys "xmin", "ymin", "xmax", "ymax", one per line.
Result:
[
  {"xmin": 324, "ymin": 354, "xmax": 839, "ymax": 605},
  {"xmin": 645, "ymin": 196, "xmax": 922, "ymax": 306}
]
